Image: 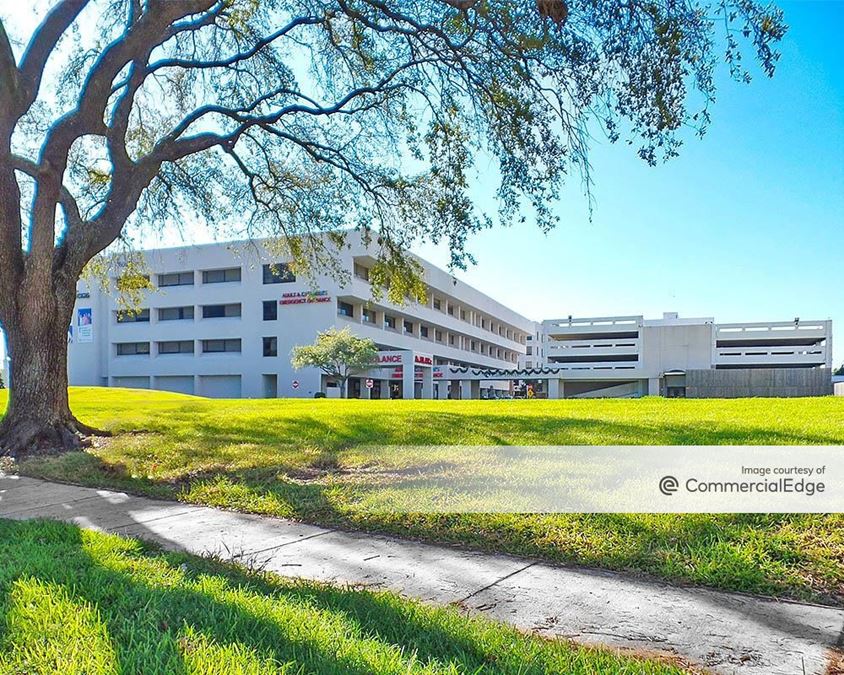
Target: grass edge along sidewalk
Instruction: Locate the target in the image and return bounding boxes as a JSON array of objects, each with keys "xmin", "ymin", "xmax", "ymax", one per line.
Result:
[
  {"xmin": 0, "ymin": 518, "xmax": 695, "ymax": 675},
  {"xmin": 8, "ymin": 388, "xmax": 844, "ymax": 606}
]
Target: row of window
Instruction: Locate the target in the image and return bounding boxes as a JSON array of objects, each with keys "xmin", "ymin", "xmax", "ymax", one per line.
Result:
[
  {"xmin": 117, "ymin": 339, "xmax": 243, "ymax": 356},
  {"xmin": 353, "ymin": 258, "xmax": 524, "ymax": 344},
  {"xmin": 117, "ymin": 304, "xmax": 240, "ymax": 323},
  {"xmin": 337, "ymin": 301, "xmax": 519, "ymax": 363},
  {"xmin": 116, "ymin": 338, "xmax": 279, "ymax": 357},
  {"xmin": 430, "ymin": 297, "xmax": 524, "ymax": 343},
  {"xmin": 115, "ymin": 301, "xmax": 517, "ymax": 362},
  {"xmin": 136, "ymin": 264, "xmax": 296, "ymax": 290}
]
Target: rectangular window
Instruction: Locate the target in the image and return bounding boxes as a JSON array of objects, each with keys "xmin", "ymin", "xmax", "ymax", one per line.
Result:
[
  {"xmin": 435, "ymin": 330, "xmax": 443, "ymax": 342},
  {"xmin": 449, "ymin": 334, "xmax": 455, "ymax": 346},
  {"xmin": 362, "ymin": 308, "xmax": 376, "ymax": 324},
  {"xmin": 420, "ymin": 325, "xmax": 429, "ymax": 339},
  {"xmin": 447, "ymin": 305, "xmax": 454, "ymax": 316},
  {"xmin": 158, "ymin": 306, "xmax": 194, "ymax": 321},
  {"xmin": 158, "ymin": 340, "xmax": 194, "ymax": 355},
  {"xmin": 202, "ymin": 304, "xmax": 241, "ymax": 319},
  {"xmin": 384, "ymin": 315, "xmax": 396, "ymax": 330},
  {"xmin": 262, "ymin": 263, "xmax": 295, "ymax": 284},
  {"xmin": 158, "ymin": 271, "xmax": 194, "ymax": 287},
  {"xmin": 461, "ymin": 310, "xmax": 467, "ymax": 321},
  {"xmin": 338, "ymin": 301, "xmax": 354, "ymax": 318},
  {"xmin": 263, "ymin": 336, "xmax": 278, "ymax": 357},
  {"xmin": 262, "ymin": 300, "xmax": 278, "ymax": 321},
  {"xmin": 116, "ymin": 308, "xmax": 150, "ymax": 323},
  {"xmin": 433, "ymin": 298, "xmax": 441, "ymax": 311},
  {"xmin": 116, "ymin": 342, "xmax": 150, "ymax": 356},
  {"xmin": 471, "ymin": 340, "xmax": 477, "ymax": 351},
  {"xmin": 526, "ymin": 346, "xmax": 533, "ymax": 356},
  {"xmin": 403, "ymin": 320, "xmax": 414, "ymax": 334},
  {"xmin": 202, "ymin": 339, "xmax": 241, "ymax": 354},
  {"xmin": 354, "ymin": 263, "xmax": 369, "ymax": 281},
  {"xmin": 115, "ymin": 274, "xmax": 150, "ymax": 292},
  {"xmin": 202, "ymin": 268, "xmax": 241, "ymax": 284}
]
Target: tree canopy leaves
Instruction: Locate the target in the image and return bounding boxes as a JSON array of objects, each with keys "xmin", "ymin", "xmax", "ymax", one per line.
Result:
[{"xmin": 0, "ymin": 0, "xmax": 786, "ymax": 299}]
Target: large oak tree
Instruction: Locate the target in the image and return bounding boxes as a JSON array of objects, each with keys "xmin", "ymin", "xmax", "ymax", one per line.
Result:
[{"xmin": 0, "ymin": 0, "xmax": 784, "ymax": 457}]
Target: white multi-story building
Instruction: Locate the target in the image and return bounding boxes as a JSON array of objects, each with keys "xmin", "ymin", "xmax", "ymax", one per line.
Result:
[
  {"xmin": 533, "ymin": 312, "xmax": 833, "ymax": 398},
  {"xmin": 66, "ymin": 239, "xmax": 834, "ymax": 400},
  {"xmin": 68, "ymin": 238, "xmax": 533, "ymax": 399}
]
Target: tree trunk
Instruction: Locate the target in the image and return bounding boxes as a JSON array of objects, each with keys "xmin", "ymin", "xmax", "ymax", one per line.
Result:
[{"xmin": 0, "ymin": 296, "xmax": 105, "ymax": 459}]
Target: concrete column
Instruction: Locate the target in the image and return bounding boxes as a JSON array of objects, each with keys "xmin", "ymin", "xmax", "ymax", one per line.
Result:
[
  {"xmin": 470, "ymin": 380, "xmax": 481, "ymax": 399},
  {"xmin": 421, "ymin": 368, "xmax": 434, "ymax": 399},
  {"xmin": 648, "ymin": 377, "xmax": 661, "ymax": 396},
  {"xmin": 547, "ymin": 378, "xmax": 561, "ymax": 399},
  {"xmin": 402, "ymin": 364, "xmax": 415, "ymax": 400},
  {"xmin": 436, "ymin": 381, "xmax": 449, "ymax": 399}
]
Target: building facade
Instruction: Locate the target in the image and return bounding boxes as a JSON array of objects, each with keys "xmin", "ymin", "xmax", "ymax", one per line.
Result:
[
  {"xmin": 68, "ymin": 238, "xmax": 533, "ymax": 399},
  {"xmin": 66, "ymin": 240, "xmax": 835, "ymax": 399},
  {"xmin": 531, "ymin": 312, "xmax": 833, "ymax": 398}
]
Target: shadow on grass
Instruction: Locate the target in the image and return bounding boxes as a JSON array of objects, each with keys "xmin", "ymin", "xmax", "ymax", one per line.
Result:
[
  {"xmin": 19, "ymin": 441, "xmax": 844, "ymax": 610},
  {"xmin": 0, "ymin": 518, "xmax": 609, "ymax": 674},
  {"xmin": 15, "ymin": 402, "xmax": 844, "ymax": 613},
  {"xmin": 74, "ymin": 398, "xmax": 844, "ymax": 451},
  {"xmin": 180, "ymin": 407, "xmax": 844, "ymax": 447}
]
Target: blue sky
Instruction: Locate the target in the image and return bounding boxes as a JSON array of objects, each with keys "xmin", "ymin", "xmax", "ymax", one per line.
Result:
[
  {"xmin": 416, "ymin": 0, "xmax": 844, "ymax": 367},
  {"xmin": 1, "ymin": 1, "xmax": 842, "ymax": 368}
]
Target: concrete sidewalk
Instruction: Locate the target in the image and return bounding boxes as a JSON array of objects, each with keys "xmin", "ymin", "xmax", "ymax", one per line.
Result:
[{"xmin": 1, "ymin": 474, "xmax": 841, "ymax": 674}]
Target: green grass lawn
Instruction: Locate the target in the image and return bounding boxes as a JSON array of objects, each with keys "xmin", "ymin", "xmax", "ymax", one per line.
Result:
[
  {"xmin": 7, "ymin": 388, "xmax": 844, "ymax": 605},
  {"xmin": 0, "ymin": 519, "xmax": 691, "ymax": 674}
]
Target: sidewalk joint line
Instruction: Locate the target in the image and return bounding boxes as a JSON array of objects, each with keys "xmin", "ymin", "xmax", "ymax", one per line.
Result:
[
  {"xmin": 456, "ymin": 562, "xmax": 537, "ymax": 605},
  {"xmin": 233, "ymin": 530, "xmax": 334, "ymax": 558}
]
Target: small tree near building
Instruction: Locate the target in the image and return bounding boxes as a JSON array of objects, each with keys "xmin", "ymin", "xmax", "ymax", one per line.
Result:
[
  {"xmin": 835, "ymin": 364, "xmax": 844, "ymax": 377},
  {"xmin": 292, "ymin": 328, "xmax": 378, "ymax": 398}
]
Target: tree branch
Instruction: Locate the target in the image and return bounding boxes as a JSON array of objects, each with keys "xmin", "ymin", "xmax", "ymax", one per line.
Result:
[
  {"xmin": 438, "ymin": 0, "xmax": 481, "ymax": 9},
  {"xmin": 28, "ymin": 0, "xmax": 215, "ymax": 276},
  {"xmin": 147, "ymin": 14, "xmax": 324, "ymax": 73},
  {"xmin": 17, "ymin": 0, "xmax": 91, "ymax": 113},
  {"xmin": 57, "ymin": 157, "xmax": 159, "ymax": 278},
  {"xmin": 0, "ymin": 159, "xmax": 23, "ymax": 308},
  {"xmin": 10, "ymin": 155, "xmax": 82, "ymax": 231},
  {"xmin": 0, "ymin": 19, "xmax": 19, "ymax": 128}
]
